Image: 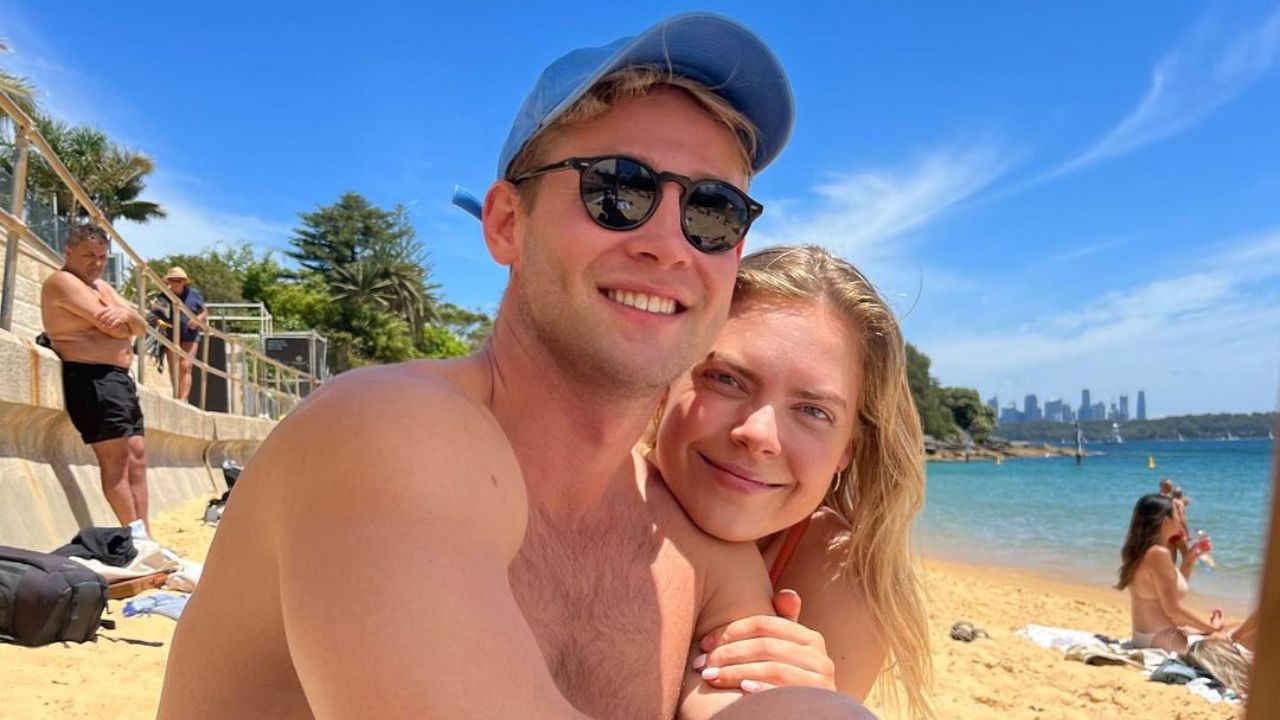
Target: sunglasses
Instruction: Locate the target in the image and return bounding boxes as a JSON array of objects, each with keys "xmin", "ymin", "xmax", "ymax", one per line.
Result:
[{"xmin": 510, "ymin": 155, "xmax": 763, "ymax": 254}]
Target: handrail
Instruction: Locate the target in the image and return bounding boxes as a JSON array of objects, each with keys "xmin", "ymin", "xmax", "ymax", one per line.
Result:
[{"xmin": 0, "ymin": 91, "xmax": 319, "ymax": 418}]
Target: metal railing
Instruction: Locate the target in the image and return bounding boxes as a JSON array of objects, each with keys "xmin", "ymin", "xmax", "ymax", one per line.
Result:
[{"xmin": 0, "ymin": 93, "xmax": 320, "ymax": 418}]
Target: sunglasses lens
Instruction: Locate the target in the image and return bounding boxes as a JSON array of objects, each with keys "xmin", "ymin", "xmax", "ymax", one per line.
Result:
[
  {"xmin": 581, "ymin": 158, "xmax": 657, "ymax": 228},
  {"xmin": 683, "ymin": 182, "xmax": 753, "ymax": 253}
]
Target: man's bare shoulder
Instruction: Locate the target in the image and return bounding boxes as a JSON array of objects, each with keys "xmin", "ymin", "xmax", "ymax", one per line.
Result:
[{"xmin": 258, "ymin": 358, "xmax": 528, "ymax": 554}]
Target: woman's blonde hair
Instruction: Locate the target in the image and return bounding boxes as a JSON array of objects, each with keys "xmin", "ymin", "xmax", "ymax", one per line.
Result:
[
  {"xmin": 506, "ymin": 64, "xmax": 759, "ymax": 186},
  {"xmin": 735, "ymin": 245, "xmax": 933, "ymax": 718}
]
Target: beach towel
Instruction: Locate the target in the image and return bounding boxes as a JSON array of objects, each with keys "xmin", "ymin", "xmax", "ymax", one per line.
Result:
[
  {"xmin": 123, "ymin": 592, "xmax": 189, "ymax": 621},
  {"xmin": 67, "ymin": 539, "xmax": 180, "ymax": 583}
]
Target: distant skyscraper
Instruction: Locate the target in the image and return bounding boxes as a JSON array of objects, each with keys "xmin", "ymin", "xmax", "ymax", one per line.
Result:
[
  {"xmin": 1137, "ymin": 391, "xmax": 1147, "ymax": 420},
  {"xmin": 1119, "ymin": 394, "xmax": 1129, "ymax": 422},
  {"xmin": 1025, "ymin": 394, "xmax": 1041, "ymax": 422},
  {"xmin": 1080, "ymin": 389, "xmax": 1092, "ymax": 421},
  {"xmin": 1044, "ymin": 398, "xmax": 1064, "ymax": 422},
  {"xmin": 1063, "ymin": 405, "xmax": 1075, "ymax": 423},
  {"xmin": 1092, "ymin": 402, "xmax": 1107, "ymax": 421},
  {"xmin": 1000, "ymin": 404, "xmax": 1023, "ymax": 425}
]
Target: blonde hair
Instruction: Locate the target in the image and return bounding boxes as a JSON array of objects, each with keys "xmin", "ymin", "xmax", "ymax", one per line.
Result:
[
  {"xmin": 734, "ymin": 245, "xmax": 933, "ymax": 718},
  {"xmin": 506, "ymin": 65, "xmax": 759, "ymax": 186},
  {"xmin": 1185, "ymin": 638, "xmax": 1251, "ymax": 695}
]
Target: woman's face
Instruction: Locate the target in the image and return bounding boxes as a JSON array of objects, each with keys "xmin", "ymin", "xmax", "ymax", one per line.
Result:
[{"xmin": 654, "ymin": 299, "xmax": 862, "ymax": 542}]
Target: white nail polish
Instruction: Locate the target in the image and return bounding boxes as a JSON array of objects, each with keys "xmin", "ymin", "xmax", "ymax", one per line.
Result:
[
  {"xmin": 701, "ymin": 667, "xmax": 721, "ymax": 681},
  {"xmin": 692, "ymin": 653, "xmax": 707, "ymax": 670},
  {"xmin": 741, "ymin": 680, "xmax": 760, "ymax": 693}
]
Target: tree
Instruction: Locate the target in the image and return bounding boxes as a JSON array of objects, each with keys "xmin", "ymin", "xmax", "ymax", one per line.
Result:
[
  {"xmin": 0, "ymin": 40, "xmax": 39, "ymax": 120},
  {"xmin": 26, "ymin": 114, "xmax": 165, "ymax": 223},
  {"xmin": 940, "ymin": 386, "xmax": 996, "ymax": 443},
  {"xmin": 435, "ymin": 302, "xmax": 493, "ymax": 352},
  {"xmin": 905, "ymin": 343, "xmax": 957, "ymax": 439}
]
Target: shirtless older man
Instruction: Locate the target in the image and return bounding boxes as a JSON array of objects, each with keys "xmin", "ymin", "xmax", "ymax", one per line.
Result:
[
  {"xmin": 41, "ymin": 222, "xmax": 151, "ymax": 538},
  {"xmin": 160, "ymin": 14, "xmax": 871, "ymax": 719}
]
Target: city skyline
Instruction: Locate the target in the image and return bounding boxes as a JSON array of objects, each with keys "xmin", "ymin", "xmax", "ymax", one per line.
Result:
[{"xmin": 990, "ymin": 388, "xmax": 1151, "ymax": 424}]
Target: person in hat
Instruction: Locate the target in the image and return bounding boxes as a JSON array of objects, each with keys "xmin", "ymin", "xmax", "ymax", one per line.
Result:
[
  {"xmin": 160, "ymin": 12, "xmax": 869, "ymax": 720},
  {"xmin": 40, "ymin": 223, "xmax": 152, "ymax": 539},
  {"xmin": 151, "ymin": 266, "xmax": 208, "ymax": 402}
]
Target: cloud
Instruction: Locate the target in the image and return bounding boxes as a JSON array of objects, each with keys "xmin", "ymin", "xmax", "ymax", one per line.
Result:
[
  {"xmin": 1048, "ymin": 7, "xmax": 1280, "ymax": 180},
  {"xmin": 115, "ymin": 174, "xmax": 294, "ymax": 260},
  {"xmin": 924, "ymin": 228, "xmax": 1280, "ymax": 414},
  {"xmin": 749, "ymin": 144, "xmax": 1011, "ymax": 290}
]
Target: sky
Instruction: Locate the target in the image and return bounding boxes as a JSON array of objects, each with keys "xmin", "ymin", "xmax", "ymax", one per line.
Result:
[{"xmin": 2, "ymin": 1, "xmax": 1279, "ymax": 416}]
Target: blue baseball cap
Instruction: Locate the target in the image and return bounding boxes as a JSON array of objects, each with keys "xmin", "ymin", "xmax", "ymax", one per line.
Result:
[{"xmin": 498, "ymin": 12, "xmax": 793, "ymax": 180}]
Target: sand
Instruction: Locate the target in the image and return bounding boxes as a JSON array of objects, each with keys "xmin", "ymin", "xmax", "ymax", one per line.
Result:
[{"xmin": 3, "ymin": 497, "xmax": 1244, "ymax": 719}]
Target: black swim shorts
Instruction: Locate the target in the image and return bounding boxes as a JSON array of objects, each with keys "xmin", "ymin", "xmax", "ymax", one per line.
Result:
[{"xmin": 61, "ymin": 361, "xmax": 145, "ymax": 445}]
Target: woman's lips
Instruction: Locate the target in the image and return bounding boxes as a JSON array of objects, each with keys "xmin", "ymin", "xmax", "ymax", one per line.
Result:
[{"xmin": 699, "ymin": 453, "xmax": 781, "ymax": 494}]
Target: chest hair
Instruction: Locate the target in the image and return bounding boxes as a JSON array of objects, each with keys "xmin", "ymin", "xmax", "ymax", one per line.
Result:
[{"xmin": 509, "ymin": 505, "xmax": 698, "ymax": 719}]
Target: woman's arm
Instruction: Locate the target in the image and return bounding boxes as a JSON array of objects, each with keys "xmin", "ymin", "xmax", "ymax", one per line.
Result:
[
  {"xmin": 697, "ymin": 513, "xmax": 887, "ymax": 701},
  {"xmin": 1147, "ymin": 546, "xmax": 1220, "ymax": 633}
]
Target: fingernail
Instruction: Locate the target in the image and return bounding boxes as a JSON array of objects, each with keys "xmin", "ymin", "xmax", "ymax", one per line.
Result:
[
  {"xmin": 692, "ymin": 653, "xmax": 707, "ymax": 670},
  {"xmin": 741, "ymin": 679, "xmax": 761, "ymax": 693},
  {"xmin": 701, "ymin": 667, "xmax": 721, "ymax": 681}
]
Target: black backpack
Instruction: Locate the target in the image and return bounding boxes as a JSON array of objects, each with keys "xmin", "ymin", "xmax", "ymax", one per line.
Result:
[{"xmin": 0, "ymin": 546, "xmax": 109, "ymax": 646}]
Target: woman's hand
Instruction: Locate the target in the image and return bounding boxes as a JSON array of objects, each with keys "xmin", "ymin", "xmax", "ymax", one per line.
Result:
[{"xmin": 692, "ymin": 589, "xmax": 836, "ymax": 693}]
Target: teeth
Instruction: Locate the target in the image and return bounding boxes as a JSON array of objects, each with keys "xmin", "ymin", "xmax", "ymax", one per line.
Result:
[{"xmin": 607, "ymin": 289, "xmax": 677, "ymax": 316}]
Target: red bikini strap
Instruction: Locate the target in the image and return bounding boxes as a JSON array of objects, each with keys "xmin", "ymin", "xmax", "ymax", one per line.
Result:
[{"xmin": 769, "ymin": 516, "xmax": 812, "ymax": 589}]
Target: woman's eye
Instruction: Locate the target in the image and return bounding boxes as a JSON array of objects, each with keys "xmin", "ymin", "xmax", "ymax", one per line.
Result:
[{"xmin": 800, "ymin": 405, "xmax": 833, "ymax": 423}]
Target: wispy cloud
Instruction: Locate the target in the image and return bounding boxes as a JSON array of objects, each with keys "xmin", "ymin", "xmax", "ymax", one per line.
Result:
[
  {"xmin": 750, "ymin": 144, "xmax": 1011, "ymax": 290},
  {"xmin": 117, "ymin": 181, "xmax": 294, "ymax": 261},
  {"xmin": 925, "ymin": 228, "xmax": 1280, "ymax": 414},
  {"xmin": 1047, "ymin": 7, "xmax": 1280, "ymax": 181}
]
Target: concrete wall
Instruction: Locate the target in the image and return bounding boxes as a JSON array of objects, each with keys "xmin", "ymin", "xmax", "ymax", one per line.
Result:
[{"xmin": 0, "ymin": 327, "xmax": 275, "ymax": 551}]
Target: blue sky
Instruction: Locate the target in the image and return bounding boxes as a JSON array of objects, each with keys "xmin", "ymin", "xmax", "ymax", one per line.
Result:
[{"xmin": 3, "ymin": 1, "xmax": 1279, "ymax": 416}]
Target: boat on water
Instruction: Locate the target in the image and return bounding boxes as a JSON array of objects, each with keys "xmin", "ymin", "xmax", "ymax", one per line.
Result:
[
  {"xmin": 1111, "ymin": 422, "xmax": 1123, "ymax": 444},
  {"xmin": 1223, "ymin": 432, "xmax": 1240, "ymax": 441}
]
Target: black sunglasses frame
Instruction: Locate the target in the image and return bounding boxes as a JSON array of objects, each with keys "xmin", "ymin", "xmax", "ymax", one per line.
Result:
[{"xmin": 510, "ymin": 155, "xmax": 763, "ymax": 254}]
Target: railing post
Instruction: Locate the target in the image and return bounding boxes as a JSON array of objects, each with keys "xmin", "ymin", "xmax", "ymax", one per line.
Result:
[
  {"xmin": 136, "ymin": 270, "xmax": 147, "ymax": 381},
  {"xmin": 199, "ymin": 331, "xmax": 210, "ymax": 411},
  {"xmin": 1, "ymin": 126, "xmax": 31, "ymax": 331}
]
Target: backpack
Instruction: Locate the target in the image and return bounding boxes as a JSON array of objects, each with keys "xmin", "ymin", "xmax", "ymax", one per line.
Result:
[{"xmin": 0, "ymin": 546, "xmax": 109, "ymax": 646}]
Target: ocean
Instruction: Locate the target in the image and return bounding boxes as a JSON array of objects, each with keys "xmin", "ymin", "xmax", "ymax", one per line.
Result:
[{"xmin": 917, "ymin": 438, "xmax": 1274, "ymax": 609}]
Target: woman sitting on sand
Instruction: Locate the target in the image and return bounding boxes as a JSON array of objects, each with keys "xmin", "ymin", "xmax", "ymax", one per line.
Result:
[
  {"xmin": 651, "ymin": 246, "xmax": 931, "ymax": 716},
  {"xmin": 1116, "ymin": 494, "xmax": 1223, "ymax": 651}
]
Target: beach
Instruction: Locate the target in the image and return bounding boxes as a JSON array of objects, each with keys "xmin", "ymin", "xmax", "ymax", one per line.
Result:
[{"xmin": 4, "ymin": 496, "xmax": 1244, "ymax": 720}]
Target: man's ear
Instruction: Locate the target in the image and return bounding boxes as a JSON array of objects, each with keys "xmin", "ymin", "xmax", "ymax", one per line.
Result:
[{"xmin": 483, "ymin": 181, "xmax": 522, "ymax": 267}]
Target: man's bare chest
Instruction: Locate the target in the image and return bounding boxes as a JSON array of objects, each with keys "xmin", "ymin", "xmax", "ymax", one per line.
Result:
[{"xmin": 509, "ymin": 519, "xmax": 700, "ymax": 718}]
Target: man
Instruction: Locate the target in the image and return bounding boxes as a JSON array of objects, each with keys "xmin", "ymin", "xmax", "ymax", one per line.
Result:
[
  {"xmin": 41, "ymin": 223, "xmax": 151, "ymax": 539},
  {"xmin": 160, "ymin": 13, "xmax": 870, "ymax": 719},
  {"xmin": 150, "ymin": 266, "xmax": 207, "ymax": 402}
]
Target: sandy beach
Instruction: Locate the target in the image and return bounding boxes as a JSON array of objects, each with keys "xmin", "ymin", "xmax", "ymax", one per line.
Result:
[{"xmin": 4, "ymin": 496, "xmax": 1243, "ymax": 720}]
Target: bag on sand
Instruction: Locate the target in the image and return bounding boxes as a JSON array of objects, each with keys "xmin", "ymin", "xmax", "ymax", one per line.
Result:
[{"xmin": 0, "ymin": 545, "xmax": 109, "ymax": 646}]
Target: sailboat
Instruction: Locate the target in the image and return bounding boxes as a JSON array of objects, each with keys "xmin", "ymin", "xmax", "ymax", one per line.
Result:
[
  {"xmin": 1112, "ymin": 422, "xmax": 1123, "ymax": 444},
  {"xmin": 1148, "ymin": 455, "xmax": 1156, "ymax": 470},
  {"xmin": 1224, "ymin": 432, "xmax": 1239, "ymax": 442},
  {"xmin": 1177, "ymin": 433, "xmax": 1185, "ymax": 442}
]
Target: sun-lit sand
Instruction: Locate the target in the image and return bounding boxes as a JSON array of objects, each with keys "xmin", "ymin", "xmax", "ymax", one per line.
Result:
[{"xmin": 4, "ymin": 497, "xmax": 1244, "ymax": 719}]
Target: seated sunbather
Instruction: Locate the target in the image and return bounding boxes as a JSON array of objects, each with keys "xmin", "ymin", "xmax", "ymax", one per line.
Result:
[{"xmin": 1116, "ymin": 494, "xmax": 1222, "ymax": 651}]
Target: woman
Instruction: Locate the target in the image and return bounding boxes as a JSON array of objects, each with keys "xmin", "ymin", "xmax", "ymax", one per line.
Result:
[
  {"xmin": 653, "ymin": 245, "xmax": 931, "ymax": 716},
  {"xmin": 1116, "ymin": 493, "xmax": 1222, "ymax": 651}
]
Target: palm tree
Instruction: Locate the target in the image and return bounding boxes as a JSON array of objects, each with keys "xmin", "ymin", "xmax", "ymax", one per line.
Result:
[
  {"xmin": 0, "ymin": 40, "xmax": 39, "ymax": 120},
  {"xmin": 26, "ymin": 115, "xmax": 166, "ymax": 223}
]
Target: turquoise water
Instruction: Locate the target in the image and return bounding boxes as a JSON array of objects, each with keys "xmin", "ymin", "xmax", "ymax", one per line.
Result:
[{"xmin": 918, "ymin": 439, "xmax": 1274, "ymax": 607}]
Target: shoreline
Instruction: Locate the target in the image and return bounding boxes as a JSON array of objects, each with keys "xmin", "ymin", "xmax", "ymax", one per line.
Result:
[{"xmin": 920, "ymin": 546, "xmax": 1256, "ymax": 618}]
